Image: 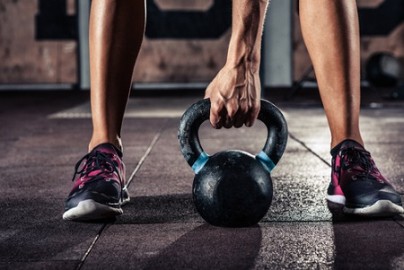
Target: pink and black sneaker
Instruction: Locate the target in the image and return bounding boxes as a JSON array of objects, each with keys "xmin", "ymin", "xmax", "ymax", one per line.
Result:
[
  {"xmin": 327, "ymin": 139, "xmax": 403, "ymax": 217},
  {"xmin": 63, "ymin": 143, "xmax": 130, "ymax": 221}
]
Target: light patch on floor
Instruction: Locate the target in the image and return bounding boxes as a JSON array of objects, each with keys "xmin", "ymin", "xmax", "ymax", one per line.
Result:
[
  {"xmin": 49, "ymin": 97, "xmax": 290, "ymax": 120},
  {"xmin": 255, "ymin": 223, "xmax": 335, "ymax": 269},
  {"xmin": 48, "ymin": 97, "xmax": 199, "ymax": 119}
]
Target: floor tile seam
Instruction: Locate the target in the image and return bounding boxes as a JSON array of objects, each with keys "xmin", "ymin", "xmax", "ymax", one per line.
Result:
[
  {"xmin": 0, "ymin": 164, "xmax": 77, "ymax": 169},
  {"xmin": 75, "ymin": 223, "xmax": 108, "ymax": 270},
  {"xmin": 263, "ymin": 220, "xmax": 332, "ymax": 224},
  {"xmin": 110, "ymin": 220, "xmax": 335, "ymax": 226},
  {"xmin": 288, "ymin": 132, "xmax": 331, "ymax": 167},
  {"xmin": 393, "ymin": 218, "xmax": 404, "ymax": 229},
  {"xmin": 0, "ymin": 259, "xmax": 81, "ymax": 263},
  {"xmin": 126, "ymin": 124, "xmax": 167, "ymax": 188}
]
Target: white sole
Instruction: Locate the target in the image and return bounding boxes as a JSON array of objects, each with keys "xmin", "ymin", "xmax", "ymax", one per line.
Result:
[
  {"xmin": 326, "ymin": 194, "xmax": 346, "ymax": 205},
  {"xmin": 63, "ymin": 199, "xmax": 123, "ymax": 221},
  {"xmin": 343, "ymin": 200, "xmax": 404, "ymax": 217}
]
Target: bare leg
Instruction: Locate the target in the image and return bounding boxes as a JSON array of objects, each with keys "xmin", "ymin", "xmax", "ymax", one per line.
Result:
[
  {"xmin": 299, "ymin": 0, "xmax": 363, "ymax": 148},
  {"xmin": 89, "ymin": 0, "xmax": 145, "ymax": 151}
]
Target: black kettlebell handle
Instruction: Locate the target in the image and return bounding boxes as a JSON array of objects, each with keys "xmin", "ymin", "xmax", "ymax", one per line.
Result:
[{"xmin": 178, "ymin": 99, "xmax": 288, "ymax": 173}]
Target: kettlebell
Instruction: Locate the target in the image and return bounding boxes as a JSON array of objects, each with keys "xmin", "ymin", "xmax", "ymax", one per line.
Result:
[{"xmin": 178, "ymin": 99, "xmax": 288, "ymax": 227}]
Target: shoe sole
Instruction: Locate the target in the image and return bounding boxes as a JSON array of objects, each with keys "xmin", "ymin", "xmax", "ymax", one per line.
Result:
[
  {"xmin": 343, "ymin": 200, "xmax": 404, "ymax": 217},
  {"xmin": 326, "ymin": 194, "xmax": 346, "ymax": 205},
  {"xmin": 63, "ymin": 199, "xmax": 123, "ymax": 221}
]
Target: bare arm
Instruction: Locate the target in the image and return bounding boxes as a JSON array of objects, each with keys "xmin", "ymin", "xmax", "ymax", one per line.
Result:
[{"xmin": 205, "ymin": 0, "xmax": 269, "ymax": 128}]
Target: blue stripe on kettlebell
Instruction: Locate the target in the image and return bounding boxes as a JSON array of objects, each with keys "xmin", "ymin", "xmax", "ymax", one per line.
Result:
[
  {"xmin": 256, "ymin": 151, "xmax": 276, "ymax": 172},
  {"xmin": 192, "ymin": 151, "xmax": 210, "ymax": 174}
]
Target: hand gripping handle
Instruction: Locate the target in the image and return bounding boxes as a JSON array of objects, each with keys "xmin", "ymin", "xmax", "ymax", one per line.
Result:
[{"xmin": 178, "ymin": 99, "xmax": 288, "ymax": 173}]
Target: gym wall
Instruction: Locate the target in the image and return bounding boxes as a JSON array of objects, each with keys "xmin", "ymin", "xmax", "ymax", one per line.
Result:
[
  {"xmin": 0, "ymin": 0, "xmax": 403, "ymax": 86},
  {"xmin": 133, "ymin": 0, "xmax": 231, "ymax": 83},
  {"xmin": 0, "ymin": 0, "xmax": 77, "ymax": 84},
  {"xmin": 0, "ymin": 0, "xmax": 232, "ymax": 85}
]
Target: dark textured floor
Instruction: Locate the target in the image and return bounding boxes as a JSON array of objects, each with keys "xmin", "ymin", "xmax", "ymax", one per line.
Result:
[{"xmin": 0, "ymin": 89, "xmax": 403, "ymax": 269}]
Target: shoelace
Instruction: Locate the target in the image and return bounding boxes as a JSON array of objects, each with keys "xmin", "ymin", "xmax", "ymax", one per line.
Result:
[
  {"xmin": 72, "ymin": 151, "xmax": 118, "ymax": 182},
  {"xmin": 340, "ymin": 147, "xmax": 374, "ymax": 180}
]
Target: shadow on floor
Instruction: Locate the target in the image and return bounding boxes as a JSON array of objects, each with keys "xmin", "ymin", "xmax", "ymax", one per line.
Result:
[
  {"xmin": 114, "ymin": 194, "xmax": 263, "ymax": 269},
  {"xmin": 117, "ymin": 194, "xmax": 200, "ymax": 224},
  {"xmin": 0, "ymin": 198, "xmax": 103, "ymax": 263},
  {"xmin": 330, "ymin": 208, "xmax": 404, "ymax": 269},
  {"xmin": 143, "ymin": 224, "xmax": 262, "ymax": 270}
]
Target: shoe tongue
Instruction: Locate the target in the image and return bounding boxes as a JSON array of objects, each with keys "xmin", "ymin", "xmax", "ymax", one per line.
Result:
[
  {"xmin": 93, "ymin": 143, "xmax": 123, "ymax": 158},
  {"xmin": 331, "ymin": 139, "xmax": 363, "ymax": 156}
]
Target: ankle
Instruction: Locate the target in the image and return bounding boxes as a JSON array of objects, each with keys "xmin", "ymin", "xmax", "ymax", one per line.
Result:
[
  {"xmin": 330, "ymin": 138, "xmax": 365, "ymax": 157},
  {"xmin": 89, "ymin": 136, "xmax": 123, "ymax": 153},
  {"xmin": 331, "ymin": 136, "xmax": 364, "ymax": 150}
]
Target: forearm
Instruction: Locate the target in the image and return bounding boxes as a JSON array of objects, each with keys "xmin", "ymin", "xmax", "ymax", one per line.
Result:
[
  {"xmin": 205, "ymin": 0, "xmax": 269, "ymax": 128},
  {"xmin": 226, "ymin": 0, "xmax": 269, "ymax": 73}
]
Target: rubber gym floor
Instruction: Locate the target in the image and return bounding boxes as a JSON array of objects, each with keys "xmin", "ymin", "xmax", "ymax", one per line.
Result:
[{"xmin": 1, "ymin": 88, "xmax": 403, "ymax": 270}]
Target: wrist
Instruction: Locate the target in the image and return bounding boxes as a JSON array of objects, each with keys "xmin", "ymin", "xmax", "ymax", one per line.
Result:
[
  {"xmin": 225, "ymin": 53, "xmax": 260, "ymax": 74},
  {"xmin": 225, "ymin": 38, "xmax": 261, "ymax": 73}
]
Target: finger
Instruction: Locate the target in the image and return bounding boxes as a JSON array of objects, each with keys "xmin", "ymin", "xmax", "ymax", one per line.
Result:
[
  {"xmin": 210, "ymin": 99, "xmax": 224, "ymax": 129},
  {"xmin": 204, "ymin": 81, "xmax": 214, "ymax": 99},
  {"xmin": 224, "ymin": 98, "xmax": 239, "ymax": 120},
  {"xmin": 222, "ymin": 98, "xmax": 239, "ymax": 128},
  {"xmin": 204, "ymin": 88, "xmax": 211, "ymax": 99},
  {"xmin": 223, "ymin": 114, "xmax": 233, "ymax": 129},
  {"xmin": 233, "ymin": 98, "xmax": 249, "ymax": 128},
  {"xmin": 233, "ymin": 112, "xmax": 245, "ymax": 128},
  {"xmin": 222, "ymin": 98, "xmax": 239, "ymax": 129},
  {"xmin": 245, "ymin": 101, "xmax": 260, "ymax": 127}
]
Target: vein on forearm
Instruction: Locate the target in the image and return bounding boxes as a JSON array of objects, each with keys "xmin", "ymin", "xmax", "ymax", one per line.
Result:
[{"xmin": 227, "ymin": 0, "xmax": 269, "ymax": 72}]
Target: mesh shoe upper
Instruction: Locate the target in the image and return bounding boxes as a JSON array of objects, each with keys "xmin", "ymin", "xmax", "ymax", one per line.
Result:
[
  {"xmin": 329, "ymin": 140, "xmax": 402, "ymax": 209},
  {"xmin": 64, "ymin": 143, "xmax": 126, "ymax": 211}
]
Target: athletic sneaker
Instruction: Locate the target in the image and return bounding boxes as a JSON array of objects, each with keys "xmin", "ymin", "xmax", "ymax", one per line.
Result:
[
  {"xmin": 63, "ymin": 143, "xmax": 130, "ymax": 221},
  {"xmin": 327, "ymin": 139, "xmax": 404, "ymax": 217}
]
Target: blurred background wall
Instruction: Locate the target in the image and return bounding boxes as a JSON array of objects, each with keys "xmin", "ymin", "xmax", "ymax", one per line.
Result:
[
  {"xmin": 0, "ymin": 0, "xmax": 403, "ymax": 89},
  {"xmin": 0, "ymin": 0, "xmax": 77, "ymax": 84}
]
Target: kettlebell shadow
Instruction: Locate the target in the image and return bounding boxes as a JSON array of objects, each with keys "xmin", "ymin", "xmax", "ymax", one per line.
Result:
[
  {"xmin": 116, "ymin": 194, "xmax": 200, "ymax": 224},
  {"xmin": 144, "ymin": 224, "xmax": 263, "ymax": 270}
]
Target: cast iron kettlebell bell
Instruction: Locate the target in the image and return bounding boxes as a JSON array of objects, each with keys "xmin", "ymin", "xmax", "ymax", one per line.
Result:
[{"xmin": 178, "ymin": 99, "xmax": 288, "ymax": 227}]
